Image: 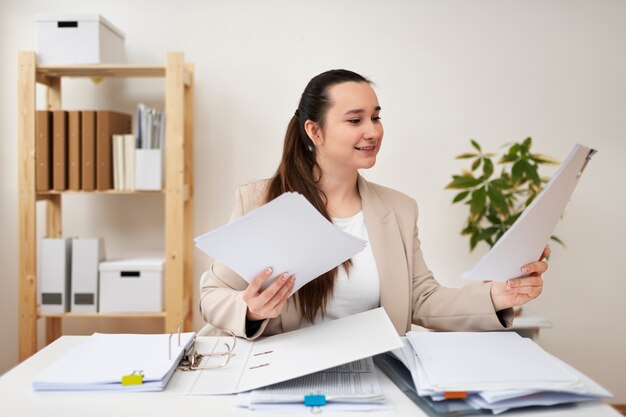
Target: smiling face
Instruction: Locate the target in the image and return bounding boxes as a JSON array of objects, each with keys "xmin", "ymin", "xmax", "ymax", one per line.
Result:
[{"xmin": 306, "ymin": 81, "xmax": 383, "ymax": 177}]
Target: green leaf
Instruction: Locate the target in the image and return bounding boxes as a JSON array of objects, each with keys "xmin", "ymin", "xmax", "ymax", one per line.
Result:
[
  {"xmin": 525, "ymin": 162, "xmax": 541, "ymax": 185},
  {"xmin": 506, "ymin": 211, "xmax": 522, "ymax": 225},
  {"xmin": 445, "ymin": 175, "xmax": 482, "ymax": 189},
  {"xmin": 487, "ymin": 184, "xmax": 508, "ymax": 212},
  {"xmin": 456, "ymin": 152, "xmax": 478, "ymax": 159},
  {"xmin": 498, "ymin": 154, "xmax": 517, "ymax": 163},
  {"xmin": 508, "ymin": 143, "xmax": 521, "ymax": 157},
  {"xmin": 470, "ymin": 188, "xmax": 487, "ymax": 216},
  {"xmin": 486, "ymin": 211, "xmax": 500, "ymax": 223},
  {"xmin": 482, "ymin": 158, "xmax": 494, "ymax": 179},
  {"xmin": 523, "ymin": 137, "xmax": 532, "ymax": 149},
  {"xmin": 511, "ymin": 160, "xmax": 527, "ymax": 184},
  {"xmin": 452, "ymin": 190, "xmax": 470, "ymax": 203},
  {"xmin": 470, "ymin": 139, "xmax": 482, "ymax": 152},
  {"xmin": 472, "ymin": 158, "xmax": 482, "ymax": 171},
  {"xmin": 470, "ymin": 232, "xmax": 480, "ymax": 251},
  {"xmin": 530, "ymin": 154, "xmax": 560, "ymax": 165}
]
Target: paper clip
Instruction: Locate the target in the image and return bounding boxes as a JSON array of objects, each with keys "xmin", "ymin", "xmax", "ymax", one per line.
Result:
[
  {"xmin": 304, "ymin": 394, "xmax": 326, "ymax": 413},
  {"xmin": 121, "ymin": 370, "xmax": 144, "ymax": 386},
  {"xmin": 577, "ymin": 148, "xmax": 597, "ymax": 178}
]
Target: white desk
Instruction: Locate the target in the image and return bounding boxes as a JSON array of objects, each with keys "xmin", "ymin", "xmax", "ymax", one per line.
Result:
[{"xmin": 0, "ymin": 336, "xmax": 619, "ymax": 417}]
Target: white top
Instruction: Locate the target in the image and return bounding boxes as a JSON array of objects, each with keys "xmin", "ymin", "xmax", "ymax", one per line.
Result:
[{"xmin": 301, "ymin": 211, "xmax": 380, "ymax": 328}]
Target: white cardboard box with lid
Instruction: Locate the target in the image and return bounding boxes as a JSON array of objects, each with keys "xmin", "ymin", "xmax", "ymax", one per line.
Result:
[
  {"xmin": 35, "ymin": 14, "xmax": 125, "ymax": 64},
  {"xmin": 99, "ymin": 257, "xmax": 164, "ymax": 313}
]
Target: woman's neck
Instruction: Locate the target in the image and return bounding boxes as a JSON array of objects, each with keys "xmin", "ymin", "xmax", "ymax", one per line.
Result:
[{"xmin": 316, "ymin": 169, "xmax": 361, "ymax": 219}]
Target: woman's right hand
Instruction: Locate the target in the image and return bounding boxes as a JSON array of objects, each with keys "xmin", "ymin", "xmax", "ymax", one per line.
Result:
[{"xmin": 242, "ymin": 267, "xmax": 295, "ymax": 321}]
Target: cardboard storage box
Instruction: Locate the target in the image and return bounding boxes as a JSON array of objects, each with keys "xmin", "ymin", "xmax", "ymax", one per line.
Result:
[
  {"xmin": 35, "ymin": 14, "xmax": 125, "ymax": 64},
  {"xmin": 99, "ymin": 257, "xmax": 164, "ymax": 313}
]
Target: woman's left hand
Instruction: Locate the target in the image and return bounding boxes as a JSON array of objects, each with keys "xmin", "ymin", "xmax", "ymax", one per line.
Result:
[{"xmin": 490, "ymin": 247, "xmax": 550, "ymax": 311}]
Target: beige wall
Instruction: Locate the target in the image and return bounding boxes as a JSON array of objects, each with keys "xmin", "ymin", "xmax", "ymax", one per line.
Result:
[{"xmin": 1, "ymin": 0, "xmax": 625, "ymax": 402}]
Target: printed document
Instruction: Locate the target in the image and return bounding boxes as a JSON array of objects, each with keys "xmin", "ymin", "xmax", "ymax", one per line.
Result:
[{"xmin": 247, "ymin": 357, "xmax": 385, "ymax": 403}]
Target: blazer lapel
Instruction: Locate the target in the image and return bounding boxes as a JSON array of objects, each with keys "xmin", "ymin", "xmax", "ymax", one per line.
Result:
[
  {"xmin": 358, "ymin": 176, "xmax": 411, "ymax": 334},
  {"xmin": 280, "ymin": 176, "xmax": 411, "ymax": 334}
]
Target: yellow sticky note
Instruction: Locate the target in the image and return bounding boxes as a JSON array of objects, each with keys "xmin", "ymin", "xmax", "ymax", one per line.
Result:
[{"xmin": 121, "ymin": 373, "xmax": 143, "ymax": 386}]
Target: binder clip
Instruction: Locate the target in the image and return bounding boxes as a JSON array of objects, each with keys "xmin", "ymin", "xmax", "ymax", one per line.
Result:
[
  {"xmin": 121, "ymin": 370, "xmax": 144, "ymax": 386},
  {"xmin": 304, "ymin": 394, "xmax": 326, "ymax": 413}
]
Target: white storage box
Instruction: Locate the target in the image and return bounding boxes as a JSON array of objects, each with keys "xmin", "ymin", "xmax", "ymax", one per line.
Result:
[
  {"xmin": 35, "ymin": 14, "xmax": 125, "ymax": 64},
  {"xmin": 135, "ymin": 149, "xmax": 163, "ymax": 190},
  {"xmin": 99, "ymin": 257, "xmax": 164, "ymax": 313}
]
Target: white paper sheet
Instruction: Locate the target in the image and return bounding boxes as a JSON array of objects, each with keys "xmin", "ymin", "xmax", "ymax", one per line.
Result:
[
  {"xmin": 463, "ymin": 144, "xmax": 597, "ymax": 281},
  {"xmin": 32, "ymin": 332, "xmax": 195, "ymax": 391},
  {"xmin": 194, "ymin": 192, "xmax": 367, "ymax": 292},
  {"xmin": 406, "ymin": 332, "xmax": 581, "ymax": 392},
  {"xmin": 187, "ymin": 308, "xmax": 403, "ymax": 395}
]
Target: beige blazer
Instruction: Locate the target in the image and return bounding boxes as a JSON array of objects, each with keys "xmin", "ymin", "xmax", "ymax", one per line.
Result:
[{"xmin": 199, "ymin": 176, "xmax": 512, "ymax": 339}]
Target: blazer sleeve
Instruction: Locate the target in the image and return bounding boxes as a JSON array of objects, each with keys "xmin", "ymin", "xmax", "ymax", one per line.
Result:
[
  {"xmin": 198, "ymin": 187, "xmax": 272, "ymax": 340},
  {"xmin": 409, "ymin": 199, "xmax": 513, "ymax": 331}
]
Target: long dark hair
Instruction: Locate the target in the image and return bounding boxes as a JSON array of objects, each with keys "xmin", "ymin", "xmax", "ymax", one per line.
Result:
[{"xmin": 266, "ymin": 69, "xmax": 372, "ymax": 323}]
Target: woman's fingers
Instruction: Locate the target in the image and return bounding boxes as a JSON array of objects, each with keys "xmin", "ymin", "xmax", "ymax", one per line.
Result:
[
  {"xmin": 244, "ymin": 267, "xmax": 273, "ymax": 296},
  {"xmin": 243, "ymin": 267, "xmax": 295, "ymax": 320},
  {"xmin": 506, "ymin": 276, "xmax": 543, "ymax": 298},
  {"xmin": 521, "ymin": 260, "xmax": 548, "ymax": 275}
]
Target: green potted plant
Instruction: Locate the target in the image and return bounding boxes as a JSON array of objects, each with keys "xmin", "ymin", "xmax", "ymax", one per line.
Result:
[{"xmin": 446, "ymin": 137, "xmax": 562, "ymax": 252}]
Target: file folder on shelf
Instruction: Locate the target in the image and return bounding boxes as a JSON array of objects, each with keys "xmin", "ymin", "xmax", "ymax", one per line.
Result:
[
  {"xmin": 39, "ymin": 237, "xmax": 72, "ymax": 314},
  {"xmin": 70, "ymin": 238, "xmax": 105, "ymax": 313}
]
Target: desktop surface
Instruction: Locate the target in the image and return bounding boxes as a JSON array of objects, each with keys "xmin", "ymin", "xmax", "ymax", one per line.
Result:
[{"xmin": 0, "ymin": 336, "xmax": 619, "ymax": 417}]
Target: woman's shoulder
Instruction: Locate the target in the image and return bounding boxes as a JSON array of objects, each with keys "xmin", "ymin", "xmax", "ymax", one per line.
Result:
[
  {"xmin": 235, "ymin": 179, "xmax": 271, "ymax": 213},
  {"xmin": 362, "ymin": 178, "xmax": 418, "ymax": 211}
]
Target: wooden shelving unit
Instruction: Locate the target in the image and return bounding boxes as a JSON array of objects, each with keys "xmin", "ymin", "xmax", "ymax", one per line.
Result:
[{"xmin": 17, "ymin": 51, "xmax": 194, "ymax": 361}]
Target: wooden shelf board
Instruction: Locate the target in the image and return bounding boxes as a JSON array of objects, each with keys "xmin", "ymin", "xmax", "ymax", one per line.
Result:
[
  {"xmin": 37, "ymin": 65, "xmax": 166, "ymax": 79},
  {"xmin": 40, "ymin": 312, "xmax": 167, "ymax": 319},
  {"xmin": 36, "ymin": 190, "xmax": 164, "ymax": 196}
]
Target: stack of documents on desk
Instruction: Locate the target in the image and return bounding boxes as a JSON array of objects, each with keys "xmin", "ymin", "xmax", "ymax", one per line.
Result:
[
  {"xmin": 235, "ymin": 357, "xmax": 391, "ymax": 413},
  {"xmin": 194, "ymin": 192, "xmax": 367, "ymax": 293},
  {"xmin": 33, "ymin": 332, "xmax": 195, "ymax": 392},
  {"xmin": 396, "ymin": 331, "xmax": 611, "ymax": 414}
]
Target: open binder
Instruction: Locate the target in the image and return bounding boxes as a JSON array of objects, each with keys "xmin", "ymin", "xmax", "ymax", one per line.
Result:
[{"xmin": 185, "ymin": 308, "xmax": 402, "ymax": 395}]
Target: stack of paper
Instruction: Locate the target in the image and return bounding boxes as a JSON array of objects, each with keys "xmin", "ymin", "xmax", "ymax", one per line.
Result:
[
  {"xmin": 400, "ymin": 332, "xmax": 611, "ymax": 414},
  {"xmin": 33, "ymin": 332, "xmax": 195, "ymax": 392},
  {"xmin": 236, "ymin": 358, "xmax": 391, "ymax": 413},
  {"xmin": 195, "ymin": 192, "xmax": 367, "ymax": 293}
]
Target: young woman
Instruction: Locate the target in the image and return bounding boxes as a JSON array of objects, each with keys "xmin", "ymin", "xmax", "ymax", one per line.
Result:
[{"xmin": 199, "ymin": 69, "xmax": 548, "ymax": 338}]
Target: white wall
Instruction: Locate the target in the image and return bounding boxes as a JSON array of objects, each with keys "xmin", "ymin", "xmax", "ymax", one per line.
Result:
[{"xmin": 1, "ymin": 0, "xmax": 625, "ymax": 403}]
